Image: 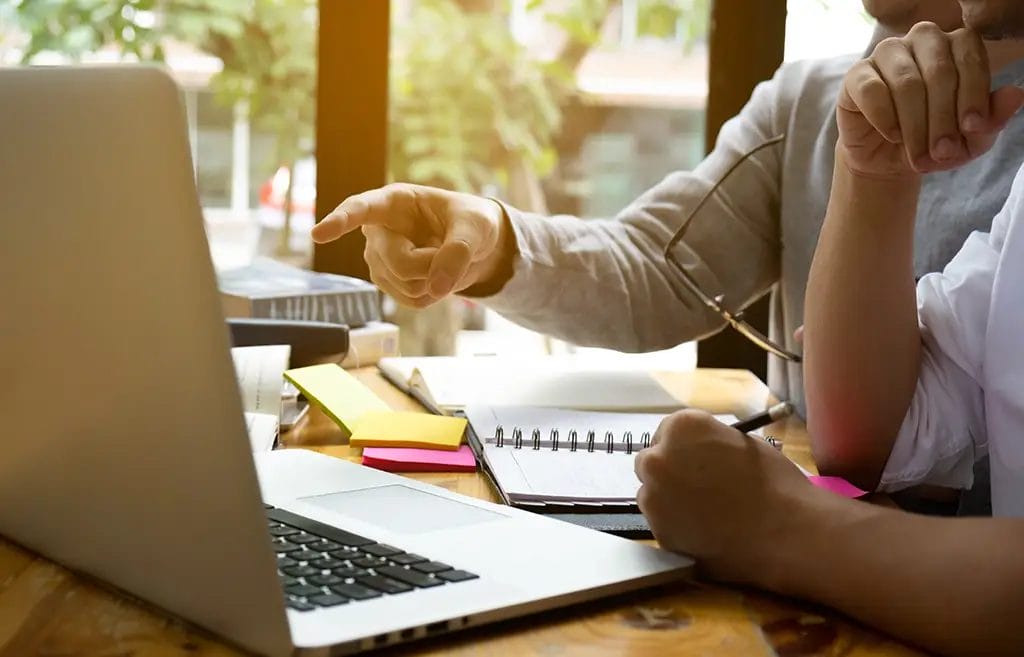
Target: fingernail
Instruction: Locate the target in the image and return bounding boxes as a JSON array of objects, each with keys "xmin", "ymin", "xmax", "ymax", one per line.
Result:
[
  {"xmin": 963, "ymin": 111, "xmax": 985, "ymax": 133},
  {"xmin": 429, "ymin": 274, "xmax": 454, "ymax": 298},
  {"xmin": 933, "ymin": 137, "xmax": 960, "ymax": 161}
]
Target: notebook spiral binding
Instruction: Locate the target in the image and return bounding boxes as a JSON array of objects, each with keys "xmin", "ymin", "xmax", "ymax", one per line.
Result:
[{"xmin": 492, "ymin": 426, "xmax": 652, "ymax": 455}]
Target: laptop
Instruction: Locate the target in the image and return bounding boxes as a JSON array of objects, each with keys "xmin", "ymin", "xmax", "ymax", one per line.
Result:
[{"xmin": 0, "ymin": 66, "xmax": 692, "ymax": 656}]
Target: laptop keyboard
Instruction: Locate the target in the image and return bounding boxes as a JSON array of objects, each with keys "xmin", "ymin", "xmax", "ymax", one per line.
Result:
[{"xmin": 265, "ymin": 505, "xmax": 479, "ymax": 612}]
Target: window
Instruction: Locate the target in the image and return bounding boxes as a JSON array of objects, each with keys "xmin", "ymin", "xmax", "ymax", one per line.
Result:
[
  {"xmin": 381, "ymin": 0, "xmax": 711, "ymax": 362},
  {"xmin": 785, "ymin": 0, "xmax": 876, "ymax": 62},
  {"xmin": 2, "ymin": 0, "xmax": 318, "ymax": 271}
]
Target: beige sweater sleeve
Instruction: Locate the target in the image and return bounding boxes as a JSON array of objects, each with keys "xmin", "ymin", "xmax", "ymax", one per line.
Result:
[{"xmin": 473, "ymin": 70, "xmax": 786, "ymax": 353}]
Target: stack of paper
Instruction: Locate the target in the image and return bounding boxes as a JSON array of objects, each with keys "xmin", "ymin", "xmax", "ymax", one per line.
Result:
[
  {"xmin": 231, "ymin": 344, "xmax": 291, "ymax": 452},
  {"xmin": 378, "ymin": 356, "xmax": 683, "ymax": 415}
]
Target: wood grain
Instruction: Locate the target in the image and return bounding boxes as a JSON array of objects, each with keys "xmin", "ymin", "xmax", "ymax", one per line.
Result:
[{"xmin": 0, "ymin": 367, "xmax": 924, "ymax": 657}]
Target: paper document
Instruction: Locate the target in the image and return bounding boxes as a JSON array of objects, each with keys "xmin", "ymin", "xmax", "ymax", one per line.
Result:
[
  {"xmin": 231, "ymin": 344, "xmax": 290, "ymax": 451},
  {"xmin": 244, "ymin": 412, "xmax": 279, "ymax": 452}
]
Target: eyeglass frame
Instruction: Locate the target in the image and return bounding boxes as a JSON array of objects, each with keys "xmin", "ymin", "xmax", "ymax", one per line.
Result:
[{"xmin": 662, "ymin": 133, "xmax": 802, "ymax": 363}]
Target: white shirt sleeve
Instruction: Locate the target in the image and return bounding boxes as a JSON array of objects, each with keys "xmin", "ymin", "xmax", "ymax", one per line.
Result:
[{"xmin": 879, "ymin": 177, "xmax": 1019, "ymax": 492}]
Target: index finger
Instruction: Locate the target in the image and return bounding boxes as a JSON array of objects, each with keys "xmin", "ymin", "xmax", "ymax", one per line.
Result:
[{"xmin": 311, "ymin": 185, "xmax": 420, "ymax": 244}]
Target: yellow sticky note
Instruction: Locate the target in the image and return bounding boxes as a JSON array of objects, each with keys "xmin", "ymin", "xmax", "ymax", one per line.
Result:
[
  {"xmin": 284, "ymin": 364, "xmax": 389, "ymax": 434},
  {"xmin": 350, "ymin": 411, "xmax": 467, "ymax": 451}
]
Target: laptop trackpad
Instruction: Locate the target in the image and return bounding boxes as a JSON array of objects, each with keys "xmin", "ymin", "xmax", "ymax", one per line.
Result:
[{"xmin": 300, "ymin": 484, "xmax": 507, "ymax": 534}]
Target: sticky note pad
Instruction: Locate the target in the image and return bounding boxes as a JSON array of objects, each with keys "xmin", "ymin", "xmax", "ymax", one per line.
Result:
[
  {"xmin": 807, "ymin": 475, "xmax": 867, "ymax": 499},
  {"xmin": 362, "ymin": 445, "xmax": 477, "ymax": 473},
  {"xmin": 350, "ymin": 411, "xmax": 467, "ymax": 450},
  {"xmin": 284, "ymin": 364, "xmax": 389, "ymax": 434}
]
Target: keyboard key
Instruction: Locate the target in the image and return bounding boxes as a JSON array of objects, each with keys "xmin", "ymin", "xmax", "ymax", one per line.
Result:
[
  {"xmin": 309, "ymin": 593, "xmax": 350, "ymax": 607},
  {"xmin": 316, "ymin": 540, "xmax": 344, "ymax": 552},
  {"xmin": 269, "ymin": 525, "xmax": 299, "ymax": 538},
  {"xmin": 362, "ymin": 543, "xmax": 403, "ymax": 557},
  {"xmin": 390, "ymin": 553, "xmax": 427, "ymax": 566},
  {"xmin": 310, "ymin": 557, "xmax": 346, "ymax": 570},
  {"xmin": 277, "ymin": 557, "xmax": 298, "ymax": 569},
  {"xmin": 356, "ymin": 575, "xmax": 413, "ymax": 595},
  {"xmin": 290, "ymin": 533, "xmax": 323, "ymax": 545},
  {"xmin": 287, "ymin": 599, "xmax": 316, "ymax": 612},
  {"xmin": 283, "ymin": 565, "xmax": 320, "ymax": 578},
  {"xmin": 309, "ymin": 573, "xmax": 345, "ymax": 587},
  {"xmin": 331, "ymin": 582, "xmax": 382, "ymax": 600},
  {"xmin": 412, "ymin": 561, "xmax": 453, "ymax": 574},
  {"xmin": 272, "ymin": 542, "xmax": 301, "ymax": 554},
  {"xmin": 376, "ymin": 566, "xmax": 444, "ymax": 589},
  {"xmin": 286, "ymin": 584, "xmax": 324, "ymax": 598},
  {"xmin": 332, "ymin": 566, "xmax": 370, "ymax": 578},
  {"xmin": 266, "ymin": 509, "xmax": 374, "ymax": 547},
  {"xmin": 279, "ymin": 576, "xmax": 300, "ymax": 588},
  {"xmin": 438, "ymin": 569, "xmax": 479, "ymax": 583},
  {"xmin": 290, "ymin": 551, "xmax": 324, "ymax": 563},
  {"xmin": 353, "ymin": 556, "xmax": 389, "ymax": 569}
]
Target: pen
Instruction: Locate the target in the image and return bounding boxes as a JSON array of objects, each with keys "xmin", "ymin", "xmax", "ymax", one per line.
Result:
[{"xmin": 730, "ymin": 402, "xmax": 794, "ymax": 434}]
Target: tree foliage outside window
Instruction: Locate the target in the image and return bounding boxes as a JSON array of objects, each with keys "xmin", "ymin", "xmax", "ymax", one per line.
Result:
[{"xmin": 10, "ymin": 0, "xmax": 710, "ymax": 218}]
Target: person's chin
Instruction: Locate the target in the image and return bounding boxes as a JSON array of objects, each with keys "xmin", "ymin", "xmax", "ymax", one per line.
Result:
[{"xmin": 961, "ymin": 0, "xmax": 1024, "ymax": 39}]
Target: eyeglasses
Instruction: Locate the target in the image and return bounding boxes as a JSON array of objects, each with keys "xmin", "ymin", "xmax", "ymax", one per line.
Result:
[{"xmin": 662, "ymin": 134, "xmax": 802, "ymax": 363}]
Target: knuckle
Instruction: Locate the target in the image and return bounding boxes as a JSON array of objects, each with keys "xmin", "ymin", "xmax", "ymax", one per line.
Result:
[
  {"xmin": 954, "ymin": 45, "xmax": 984, "ymax": 69},
  {"xmin": 923, "ymin": 55, "xmax": 956, "ymax": 80},
  {"xmin": 908, "ymin": 20, "xmax": 941, "ymax": 37},
  {"xmin": 638, "ymin": 449, "xmax": 669, "ymax": 480},
  {"xmin": 860, "ymin": 75, "xmax": 890, "ymax": 99},
  {"xmin": 892, "ymin": 71, "xmax": 925, "ymax": 95},
  {"xmin": 873, "ymin": 36, "xmax": 906, "ymax": 56}
]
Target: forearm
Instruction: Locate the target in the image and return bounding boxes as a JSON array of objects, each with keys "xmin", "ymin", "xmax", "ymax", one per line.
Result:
[
  {"xmin": 804, "ymin": 148, "xmax": 922, "ymax": 487},
  {"xmin": 771, "ymin": 495, "xmax": 1024, "ymax": 657},
  {"xmin": 468, "ymin": 207, "xmax": 740, "ymax": 352}
]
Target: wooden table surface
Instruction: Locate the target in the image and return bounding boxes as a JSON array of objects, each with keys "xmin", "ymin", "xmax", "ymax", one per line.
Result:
[{"xmin": 0, "ymin": 367, "xmax": 926, "ymax": 657}]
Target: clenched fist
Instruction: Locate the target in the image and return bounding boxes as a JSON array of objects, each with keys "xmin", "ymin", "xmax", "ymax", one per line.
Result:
[{"xmin": 838, "ymin": 22, "xmax": 1024, "ymax": 178}]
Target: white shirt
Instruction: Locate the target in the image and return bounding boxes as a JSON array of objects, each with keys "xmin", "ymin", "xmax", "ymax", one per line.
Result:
[{"xmin": 881, "ymin": 164, "xmax": 1024, "ymax": 517}]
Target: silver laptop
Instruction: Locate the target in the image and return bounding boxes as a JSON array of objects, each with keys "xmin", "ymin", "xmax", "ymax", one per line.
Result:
[{"xmin": 0, "ymin": 66, "xmax": 692, "ymax": 657}]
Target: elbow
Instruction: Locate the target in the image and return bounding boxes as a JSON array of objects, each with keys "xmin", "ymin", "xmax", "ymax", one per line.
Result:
[{"xmin": 807, "ymin": 412, "xmax": 889, "ymax": 491}]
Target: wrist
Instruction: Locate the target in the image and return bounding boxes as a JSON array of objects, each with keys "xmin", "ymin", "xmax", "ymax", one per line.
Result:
[
  {"xmin": 755, "ymin": 487, "xmax": 847, "ymax": 596},
  {"xmin": 835, "ymin": 144, "xmax": 923, "ymax": 187},
  {"xmin": 761, "ymin": 489, "xmax": 882, "ymax": 600},
  {"xmin": 460, "ymin": 198, "xmax": 517, "ymax": 297}
]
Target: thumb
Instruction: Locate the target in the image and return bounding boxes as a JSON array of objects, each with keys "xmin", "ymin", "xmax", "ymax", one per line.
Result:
[
  {"xmin": 987, "ymin": 85, "xmax": 1024, "ymax": 131},
  {"xmin": 427, "ymin": 220, "xmax": 482, "ymax": 298}
]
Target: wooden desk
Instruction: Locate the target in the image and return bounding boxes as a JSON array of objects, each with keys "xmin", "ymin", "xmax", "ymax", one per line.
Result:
[{"xmin": 0, "ymin": 368, "xmax": 923, "ymax": 657}]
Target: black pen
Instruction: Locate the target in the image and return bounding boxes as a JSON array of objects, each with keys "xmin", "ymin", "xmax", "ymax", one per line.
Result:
[{"xmin": 731, "ymin": 402, "xmax": 794, "ymax": 434}]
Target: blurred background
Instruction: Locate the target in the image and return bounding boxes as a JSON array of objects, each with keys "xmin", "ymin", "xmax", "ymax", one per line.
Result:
[{"xmin": 1, "ymin": 0, "xmax": 872, "ymax": 365}]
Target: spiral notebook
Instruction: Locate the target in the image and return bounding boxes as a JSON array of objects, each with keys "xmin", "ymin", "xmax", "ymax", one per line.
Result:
[{"xmin": 464, "ymin": 405, "xmax": 739, "ymax": 506}]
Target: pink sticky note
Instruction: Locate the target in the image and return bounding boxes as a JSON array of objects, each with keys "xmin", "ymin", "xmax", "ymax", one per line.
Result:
[
  {"xmin": 361, "ymin": 445, "xmax": 477, "ymax": 473},
  {"xmin": 807, "ymin": 475, "xmax": 867, "ymax": 498}
]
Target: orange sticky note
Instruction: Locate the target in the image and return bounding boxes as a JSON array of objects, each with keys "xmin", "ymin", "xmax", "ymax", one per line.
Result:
[{"xmin": 349, "ymin": 411, "xmax": 466, "ymax": 451}]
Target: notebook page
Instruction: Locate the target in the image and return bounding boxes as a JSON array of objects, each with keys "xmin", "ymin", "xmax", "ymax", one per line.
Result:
[{"xmin": 483, "ymin": 447, "xmax": 640, "ymax": 502}]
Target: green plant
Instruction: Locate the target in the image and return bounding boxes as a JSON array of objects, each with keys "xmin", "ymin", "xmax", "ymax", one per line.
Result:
[{"xmin": 389, "ymin": 0, "xmax": 565, "ymax": 193}]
